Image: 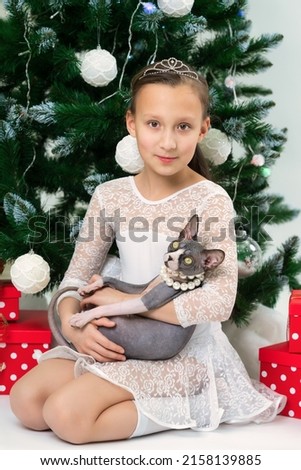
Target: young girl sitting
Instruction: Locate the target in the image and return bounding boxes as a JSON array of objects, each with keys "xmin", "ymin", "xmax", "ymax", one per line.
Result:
[{"xmin": 10, "ymin": 58, "xmax": 286, "ymax": 444}]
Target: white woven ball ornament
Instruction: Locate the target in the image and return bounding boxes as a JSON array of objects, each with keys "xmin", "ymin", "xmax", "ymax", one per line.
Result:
[
  {"xmin": 115, "ymin": 135, "xmax": 144, "ymax": 174},
  {"xmin": 10, "ymin": 252, "xmax": 50, "ymax": 294},
  {"xmin": 80, "ymin": 47, "xmax": 117, "ymax": 87},
  {"xmin": 199, "ymin": 128, "xmax": 232, "ymax": 165},
  {"xmin": 157, "ymin": 0, "xmax": 194, "ymax": 17}
]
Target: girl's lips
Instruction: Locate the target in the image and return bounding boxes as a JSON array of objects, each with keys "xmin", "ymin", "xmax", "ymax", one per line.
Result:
[{"xmin": 157, "ymin": 155, "xmax": 177, "ymax": 163}]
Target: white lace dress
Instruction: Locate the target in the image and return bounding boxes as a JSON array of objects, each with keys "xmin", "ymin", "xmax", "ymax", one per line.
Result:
[{"xmin": 41, "ymin": 176, "xmax": 286, "ymax": 431}]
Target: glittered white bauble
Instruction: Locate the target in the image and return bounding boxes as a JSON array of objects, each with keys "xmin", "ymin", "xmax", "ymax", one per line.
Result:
[
  {"xmin": 199, "ymin": 128, "xmax": 231, "ymax": 165},
  {"xmin": 10, "ymin": 252, "xmax": 50, "ymax": 294},
  {"xmin": 80, "ymin": 47, "xmax": 117, "ymax": 87},
  {"xmin": 158, "ymin": 0, "xmax": 194, "ymax": 17},
  {"xmin": 115, "ymin": 135, "xmax": 144, "ymax": 174}
]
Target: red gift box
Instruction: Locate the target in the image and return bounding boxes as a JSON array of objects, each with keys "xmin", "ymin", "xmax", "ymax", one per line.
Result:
[
  {"xmin": 288, "ymin": 290, "xmax": 301, "ymax": 353},
  {"xmin": 0, "ymin": 309, "xmax": 51, "ymax": 395},
  {"xmin": 0, "ymin": 281, "xmax": 21, "ymax": 321},
  {"xmin": 259, "ymin": 341, "xmax": 301, "ymax": 419}
]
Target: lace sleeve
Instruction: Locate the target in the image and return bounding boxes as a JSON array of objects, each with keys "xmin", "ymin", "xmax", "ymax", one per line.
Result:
[
  {"xmin": 59, "ymin": 186, "xmax": 113, "ymax": 290},
  {"xmin": 174, "ymin": 191, "xmax": 238, "ymax": 326}
]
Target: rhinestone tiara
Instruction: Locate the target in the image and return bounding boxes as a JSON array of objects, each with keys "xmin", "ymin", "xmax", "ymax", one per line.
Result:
[{"xmin": 139, "ymin": 57, "xmax": 199, "ymax": 81}]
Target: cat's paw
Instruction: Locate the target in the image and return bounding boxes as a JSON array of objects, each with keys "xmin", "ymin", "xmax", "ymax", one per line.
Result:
[
  {"xmin": 77, "ymin": 285, "xmax": 95, "ymax": 296},
  {"xmin": 69, "ymin": 313, "xmax": 89, "ymax": 328},
  {"xmin": 77, "ymin": 277, "xmax": 104, "ymax": 296}
]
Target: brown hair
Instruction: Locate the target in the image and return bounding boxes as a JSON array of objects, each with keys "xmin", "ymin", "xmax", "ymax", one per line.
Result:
[{"xmin": 128, "ymin": 60, "xmax": 211, "ymax": 180}]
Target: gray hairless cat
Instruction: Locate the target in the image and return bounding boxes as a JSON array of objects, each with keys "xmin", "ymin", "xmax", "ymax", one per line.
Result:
[{"xmin": 48, "ymin": 215, "xmax": 224, "ymax": 360}]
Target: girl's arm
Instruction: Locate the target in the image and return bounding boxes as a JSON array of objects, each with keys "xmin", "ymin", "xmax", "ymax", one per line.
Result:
[
  {"xmin": 75, "ymin": 190, "xmax": 237, "ymax": 328},
  {"xmin": 56, "ymin": 187, "xmax": 127, "ymax": 362},
  {"xmin": 79, "ymin": 285, "xmax": 180, "ymax": 325},
  {"xmin": 173, "ymin": 191, "xmax": 238, "ymax": 327},
  {"xmin": 58, "ymin": 296, "xmax": 126, "ymax": 362}
]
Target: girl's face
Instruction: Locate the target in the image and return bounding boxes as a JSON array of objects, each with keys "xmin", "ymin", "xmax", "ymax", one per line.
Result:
[{"xmin": 126, "ymin": 83, "xmax": 210, "ymax": 177}]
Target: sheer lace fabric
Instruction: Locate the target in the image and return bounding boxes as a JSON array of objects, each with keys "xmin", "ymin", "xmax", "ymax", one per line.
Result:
[{"xmin": 42, "ymin": 177, "xmax": 286, "ymax": 430}]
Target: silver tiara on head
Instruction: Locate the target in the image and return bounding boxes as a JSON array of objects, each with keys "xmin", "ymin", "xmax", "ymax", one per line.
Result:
[{"xmin": 139, "ymin": 57, "xmax": 199, "ymax": 81}]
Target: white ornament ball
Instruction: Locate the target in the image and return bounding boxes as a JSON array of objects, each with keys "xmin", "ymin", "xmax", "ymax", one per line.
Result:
[
  {"xmin": 236, "ymin": 233, "xmax": 262, "ymax": 278},
  {"xmin": 199, "ymin": 128, "xmax": 232, "ymax": 165},
  {"xmin": 158, "ymin": 0, "xmax": 194, "ymax": 17},
  {"xmin": 115, "ymin": 135, "xmax": 144, "ymax": 174},
  {"xmin": 80, "ymin": 47, "xmax": 117, "ymax": 87},
  {"xmin": 10, "ymin": 252, "xmax": 50, "ymax": 294}
]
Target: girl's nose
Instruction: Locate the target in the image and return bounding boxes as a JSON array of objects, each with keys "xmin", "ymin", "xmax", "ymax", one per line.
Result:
[{"xmin": 160, "ymin": 130, "xmax": 177, "ymax": 150}]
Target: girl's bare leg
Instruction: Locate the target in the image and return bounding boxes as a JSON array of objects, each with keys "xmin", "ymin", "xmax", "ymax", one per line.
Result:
[
  {"xmin": 42, "ymin": 372, "xmax": 138, "ymax": 443},
  {"xmin": 10, "ymin": 359, "xmax": 75, "ymax": 430}
]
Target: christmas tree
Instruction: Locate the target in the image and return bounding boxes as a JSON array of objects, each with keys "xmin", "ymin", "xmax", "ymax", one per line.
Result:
[{"xmin": 0, "ymin": 0, "xmax": 300, "ymax": 325}]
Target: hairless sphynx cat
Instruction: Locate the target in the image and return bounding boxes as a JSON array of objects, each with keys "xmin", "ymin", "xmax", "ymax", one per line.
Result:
[{"xmin": 48, "ymin": 215, "xmax": 224, "ymax": 360}]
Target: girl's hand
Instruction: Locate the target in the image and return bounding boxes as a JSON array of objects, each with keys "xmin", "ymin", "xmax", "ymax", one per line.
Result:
[
  {"xmin": 62, "ymin": 315, "xmax": 126, "ymax": 363},
  {"xmin": 80, "ymin": 286, "xmax": 128, "ymax": 311}
]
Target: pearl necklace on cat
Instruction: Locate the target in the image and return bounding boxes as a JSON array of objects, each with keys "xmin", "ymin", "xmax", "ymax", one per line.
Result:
[{"xmin": 160, "ymin": 265, "xmax": 204, "ymax": 291}]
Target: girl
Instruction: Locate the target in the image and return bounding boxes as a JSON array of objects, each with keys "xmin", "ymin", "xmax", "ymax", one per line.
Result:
[{"xmin": 10, "ymin": 58, "xmax": 286, "ymax": 443}]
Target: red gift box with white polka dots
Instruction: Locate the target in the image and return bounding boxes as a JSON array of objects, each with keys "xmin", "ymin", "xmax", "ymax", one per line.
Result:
[
  {"xmin": 0, "ymin": 310, "xmax": 51, "ymax": 395},
  {"xmin": 288, "ymin": 290, "xmax": 301, "ymax": 353},
  {"xmin": 0, "ymin": 281, "xmax": 21, "ymax": 321},
  {"xmin": 259, "ymin": 341, "xmax": 301, "ymax": 419}
]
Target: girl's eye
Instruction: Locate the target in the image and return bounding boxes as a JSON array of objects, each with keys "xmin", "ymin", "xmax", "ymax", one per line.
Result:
[
  {"xmin": 183, "ymin": 256, "xmax": 193, "ymax": 265},
  {"xmin": 148, "ymin": 121, "xmax": 159, "ymax": 128},
  {"xmin": 171, "ymin": 241, "xmax": 179, "ymax": 250},
  {"xmin": 178, "ymin": 123, "xmax": 191, "ymax": 131}
]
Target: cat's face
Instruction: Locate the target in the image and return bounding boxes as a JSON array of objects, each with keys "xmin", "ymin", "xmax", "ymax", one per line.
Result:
[{"xmin": 163, "ymin": 215, "xmax": 225, "ymax": 278}]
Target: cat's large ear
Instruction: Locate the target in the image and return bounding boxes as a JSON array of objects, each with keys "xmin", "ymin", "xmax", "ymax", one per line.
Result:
[
  {"xmin": 179, "ymin": 214, "xmax": 199, "ymax": 240},
  {"xmin": 201, "ymin": 249, "xmax": 225, "ymax": 270}
]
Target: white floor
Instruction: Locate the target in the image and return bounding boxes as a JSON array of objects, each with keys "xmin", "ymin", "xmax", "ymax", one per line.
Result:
[{"xmin": 1, "ymin": 395, "xmax": 301, "ymax": 451}]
